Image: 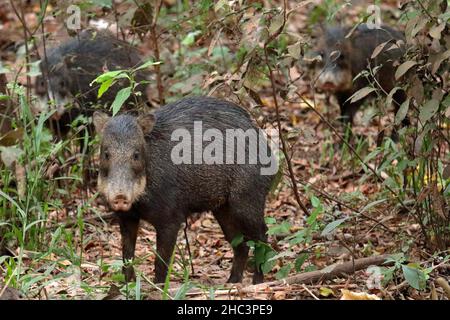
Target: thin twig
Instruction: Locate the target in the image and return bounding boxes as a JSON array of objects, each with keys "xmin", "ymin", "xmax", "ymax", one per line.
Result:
[
  {"xmin": 150, "ymin": 0, "xmax": 165, "ymax": 105},
  {"xmin": 263, "ymin": 0, "xmax": 309, "ymax": 216}
]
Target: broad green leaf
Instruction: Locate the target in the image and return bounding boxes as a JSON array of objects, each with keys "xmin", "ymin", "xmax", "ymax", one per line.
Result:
[
  {"xmin": 360, "ymin": 198, "xmax": 387, "ymax": 214},
  {"xmin": 321, "ymin": 218, "xmax": 348, "ymax": 236},
  {"xmin": 385, "ymin": 87, "xmax": 401, "ymax": 109},
  {"xmin": 267, "ymin": 221, "xmax": 291, "ymax": 236},
  {"xmin": 371, "ymin": 40, "xmax": 390, "ymax": 59},
  {"xmin": 287, "ymin": 42, "xmax": 302, "ymax": 60},
  {"xmin": 294, "ymin": 253, "xmax": 308, "ymax": 272},
  {"xmin": 111, "ymin": 87, "xmax": 131, "ymax": 116},
  {"xmin": 402, "ymin": 264, "xmax": 426, "ymax": 290},
  {"xmin": 261, "ymin": 250, "xmax": 277, "ymax": 274},
  {"xmin": 97, "ymin": 78, "xmax": 115, "ymax": 98},
  {"xmin": 348, "ymin": 87, "xmax": 377, "ymax": 103},
  {"xmin": 395, "ymin": 61, "xmax": 417, "ymax": 80},
  {"xmin": 92, "ymin": 70, "xmax": 124, "ymax": 85},
  {"xmin": 419, "ymin": 99, "xmax": 439, "ymax": 123},
  {"xmin": 395, "ymin": 98, "xmax": 410, "ymax": 125},
  {"xmin": 429, "ymin": 22, "xmax": 446, "ymax": 39},
  {"xmin": 269, "ymin": 14, "xmax": 284, "ymax": 35},
  {"xmin": 307, "ymin": 205, "xmax": 322, "ymax": 225},
  {"xmin": 182, "ymin": 31, "xmax": 201, "ymax": 46},
  {"xmin": 275, "ymin": 263, "xmax": 292, "ymax": 280},
  {"xmin": 311, "ymin": 195, "xmax": 321, "ymax": 208},
  {"xmin": 431, "ymin": 49, "xmax": 450, "ymax": 74},
  {"xmin": 411, "ymin": 17, "xmax": 429, "ymax": 37}
]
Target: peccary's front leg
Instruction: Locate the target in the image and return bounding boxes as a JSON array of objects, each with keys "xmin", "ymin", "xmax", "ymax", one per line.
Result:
[
  {"xmin": 154, "ymin": 222, "xmax": 181, "ymax": 284},
  {"xmin": 118, "ymin": 212, "xmax": 140, "ymax": 282}
]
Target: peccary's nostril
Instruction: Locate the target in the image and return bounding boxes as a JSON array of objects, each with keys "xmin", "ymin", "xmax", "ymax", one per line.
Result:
[{"xmin": 112, "ymin": 194, "xmax": 130, "ymax": 210}]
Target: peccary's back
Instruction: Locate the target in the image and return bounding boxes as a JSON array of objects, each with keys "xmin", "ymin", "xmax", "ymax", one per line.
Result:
[{"xmin": 143, "ymin": 96, "xmax": 275, "ymax": 212}]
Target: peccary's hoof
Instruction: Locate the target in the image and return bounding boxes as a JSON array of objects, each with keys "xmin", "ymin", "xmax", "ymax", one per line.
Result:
[
  {"xmin": 252, "ymin": 272, "xmax": 264, "ymax": 284},
  {"xmin": 123, "ymin": 266, "xmax": 136, "ymax": 282},
  {"xmin": 227, "ymin": 274, "xmax": 243, "ymax": 283},
  {"xmin": 154, "ymin": 273, "xmax": 167, "ymax": 284}
]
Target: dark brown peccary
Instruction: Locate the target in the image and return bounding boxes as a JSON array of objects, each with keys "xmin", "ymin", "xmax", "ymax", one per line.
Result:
[
  {"xmin": 93, "ymin": 96, "xmax": 276, "ymax": 284},
  {"xmin": 311, "ymin": 24, "xmax": 409, "ymax": 138},
  {"xmin": 36, "ymin": 29, "xmax": 151, "ymax": 136}
]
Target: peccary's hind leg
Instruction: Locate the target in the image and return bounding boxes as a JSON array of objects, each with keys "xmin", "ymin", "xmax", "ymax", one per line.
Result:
[
  {"xmin": 215, "ymin": 198, "xmax": 268, "ymax": 284},
  {"xmin": 214, "ymin": 205, "xmax": 249, "ymax": 283}
]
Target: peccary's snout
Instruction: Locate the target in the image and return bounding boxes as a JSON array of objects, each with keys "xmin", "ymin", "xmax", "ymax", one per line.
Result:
[{"xmin": 111, "ymin": 193, "xmax": 131, "ymax": 212}]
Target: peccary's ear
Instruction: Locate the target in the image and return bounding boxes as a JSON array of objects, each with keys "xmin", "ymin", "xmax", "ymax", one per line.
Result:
[
  {"xmin": 93, "ymin": 111, "xmax": 110, "ymax": 134},
  {"xmin": 137, "ymin": 113, "xmax": 155, "ymax": 135}
]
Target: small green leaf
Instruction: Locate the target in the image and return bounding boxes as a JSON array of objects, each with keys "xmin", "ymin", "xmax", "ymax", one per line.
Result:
[
  {"xmin": 265, "ymin": 217, "xmax": 276, "ymax": 224},
  {"xmin": 111, "ymin": 87, "xmax": 131, "ymax": 116},
  {"xmin": 231, "ymin": 234, "xmax": 244, "ymax": 247},
  {"xmin": 419, "ymin": 99, "xmax": 439, "ymax": 123},
  {"xmin": 134, "ymin": 60, "xmax": 162, "ymax": 71},
  {"xmin": 91, "ymin": 0, "xmax": 113, "ymax": 8},
  {"xmin": 319, "ymin": 287, "xmax": 335, "ymax": 297}
]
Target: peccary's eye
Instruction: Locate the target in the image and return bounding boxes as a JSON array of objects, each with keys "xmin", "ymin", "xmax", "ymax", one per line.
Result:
[
  {"xmin": 103, "ymin": 150, "xmax": 110, "ymax": 160},
  {"xmin": 133, "ymin": 151, "xmax": 140, "ymax": 161}
]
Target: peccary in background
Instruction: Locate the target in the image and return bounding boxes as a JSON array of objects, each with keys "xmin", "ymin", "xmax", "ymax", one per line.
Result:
[
  {"xmin": 311, "ymin": 24, "xmax": 409, "ymax": 133},
  {"xmin": 93, "ymin": 96, "xmax": 276, "ymax": 284},
  {"xmin": 35, "ymin": 29, "xmax": 151, "ymax": 136}
]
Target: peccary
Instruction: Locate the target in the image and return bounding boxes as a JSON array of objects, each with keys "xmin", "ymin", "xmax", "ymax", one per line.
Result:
[
  {"xmin": 93, "ymin": 96, "xmax": 276, "ymax": 284},
  {"xmin": 312, "ymin": 24, "xmax": 409, "ymax": 132},
  {"xmin": 36, "ymin": 29, "xmax": 150, "ymax": 136}
]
